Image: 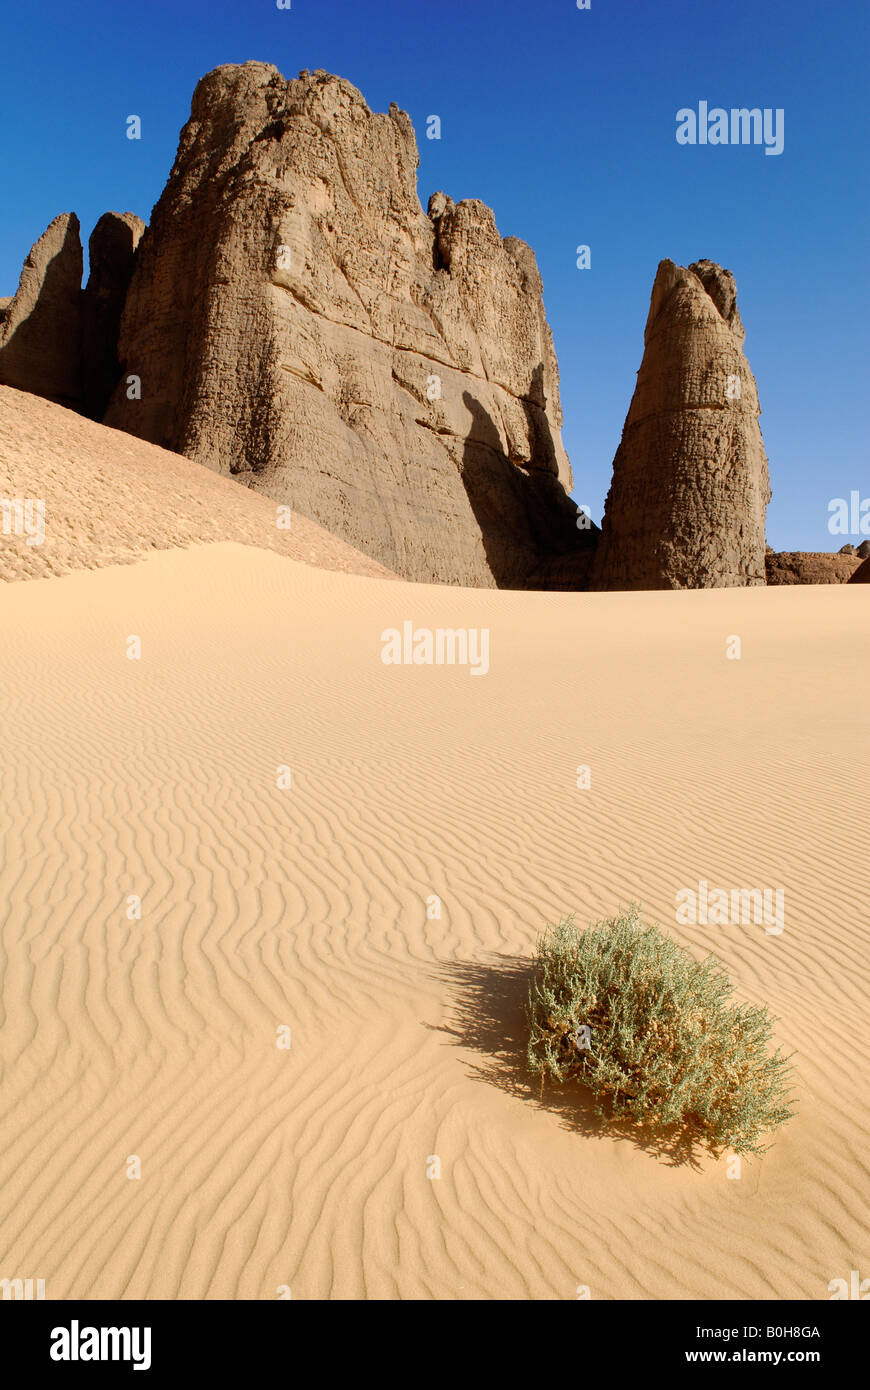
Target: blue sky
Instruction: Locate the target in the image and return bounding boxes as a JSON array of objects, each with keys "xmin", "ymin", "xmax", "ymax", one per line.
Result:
[{"xmin": 1, "ymin": 0, "xmax": 866, "ymax": 551}]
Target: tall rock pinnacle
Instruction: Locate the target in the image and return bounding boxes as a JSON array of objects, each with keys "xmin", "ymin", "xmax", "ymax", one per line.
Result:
[
  {"xmin": 591, "ymin": 258, "xmax": 770, "ymax": 589},
  {"xmin": 103, "ymin": 62, "xmax": 585, "ymax": 587}
]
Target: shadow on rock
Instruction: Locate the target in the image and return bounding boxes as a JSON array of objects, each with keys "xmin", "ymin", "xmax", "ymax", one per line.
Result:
[{"xmin": 460, "ymin": 367, "xmax": 592, "ymax": 589}]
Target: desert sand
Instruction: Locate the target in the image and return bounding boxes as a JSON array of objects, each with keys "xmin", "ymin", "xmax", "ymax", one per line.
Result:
[
  {"xmin": 1, "ymin": 503, "xmax": 868, "ymax": 1297},
  {"xmin": 0, "ymin": 386, "xmax": 395, "ymax": 583}
]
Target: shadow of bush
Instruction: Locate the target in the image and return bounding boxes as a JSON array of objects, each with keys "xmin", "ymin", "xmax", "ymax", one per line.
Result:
[{"xmin": 433, "ymin": 954, "xmax": 710, "ymax": 1169}]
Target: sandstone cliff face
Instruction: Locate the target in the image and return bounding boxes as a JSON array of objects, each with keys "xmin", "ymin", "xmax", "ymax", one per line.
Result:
[
  {"xmin": 81, "ymin": 212, "xmax": 145, "ymax": 420},
  {"xmin": 591, "ymin": 258, "xmax": 770, "ymax": 590},
  {"xmin": 103, "ymin": 62, "xmax": 584, "ymax": 587},
  {"xmin": 0, "ymin": 213, "xmax": 83, "ymax": 407}
]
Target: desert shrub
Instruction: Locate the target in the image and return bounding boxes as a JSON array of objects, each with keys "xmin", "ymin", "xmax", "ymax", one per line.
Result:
[{"xmin": 526, "ymin": 905, "xmax": 795, "ymax": 1155}]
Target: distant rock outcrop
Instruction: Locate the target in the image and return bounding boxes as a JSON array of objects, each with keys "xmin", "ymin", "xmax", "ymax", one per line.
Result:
[
  {"xmin": 0, "ymin": 213, "xmax": 83, "ymax": 407},
  {"xmin": 591, "ymin": 258, "xmax": 770, "ymax": 590},
  {"xmin": 766, "ymin": 550, "xmax": 861, "ymax": 585},
  {"xmin": 81, "ymin": 212, "xmax": 145, "ymax": 420},
  {"xmin": 103, "ymin": 62, "xmax": 587, "ymax": 587}
]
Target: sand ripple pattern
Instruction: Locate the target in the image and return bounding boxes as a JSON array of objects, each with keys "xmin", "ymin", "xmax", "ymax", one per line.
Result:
[{"xmin": 1, "ymin": 545, "xmax": 868, "ymax": 1299}]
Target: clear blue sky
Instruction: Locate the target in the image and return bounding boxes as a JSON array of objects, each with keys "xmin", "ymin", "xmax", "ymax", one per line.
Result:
[{"xmin": 1, "ymin": 0, "xmax": 867, "ymax": 551}]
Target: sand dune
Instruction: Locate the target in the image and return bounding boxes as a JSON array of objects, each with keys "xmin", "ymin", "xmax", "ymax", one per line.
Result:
[
  {"xmin": 0, "ymin": 386, "xmax": 395, "ymax": 582},
  {"xmin": 1, "ymin": 538, "xmax": 867, "ymax": 1299}
]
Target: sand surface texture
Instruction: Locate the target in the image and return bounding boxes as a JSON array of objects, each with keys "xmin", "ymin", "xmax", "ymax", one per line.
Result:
[
  {"xmin": 1, "ymin": 534, "xmax": 867, "ymax": 1299},
  {"xmin": 0, "ymin": 386, "xmax": 395, "ymax": 583}
]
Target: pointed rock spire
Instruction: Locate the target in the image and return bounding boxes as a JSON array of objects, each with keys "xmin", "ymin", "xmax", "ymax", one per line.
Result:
[
  {"xmin": 591, "ymin": 258, "xmax": 770, "ymax": 589},
  {"xmin": 0, "ymin": 213, "xmax": 83, "ymax": 408}
]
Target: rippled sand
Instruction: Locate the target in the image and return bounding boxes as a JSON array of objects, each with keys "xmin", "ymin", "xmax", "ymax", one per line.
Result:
[{"xmin": 1, "ymin": 530, "xmax": 867, "ymax": 1299}]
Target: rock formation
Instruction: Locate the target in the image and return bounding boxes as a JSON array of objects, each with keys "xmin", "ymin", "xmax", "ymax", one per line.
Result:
[
  {"xmin": 81, "ymin": 212, "xmax": 145, "ymax": 420},
  {"xmin": 103, "ymin": 62, "xmax": 587, "ymax": 588},
  {"xmin": 849, "ymin": 557, "xmax": 870, "ymax": 584},
  {"xmin": 766, "ymin": 550, "xmax": 862, "ymax": 584},
  {"xmin": 0, "ymin": 209, "xmax": 143, "ymax": 418},
  {"xmin": 591, "ymin": 258, "xmax": 770, "ymax": 589},
  {"xmin": 0, "ymin": 71, "xmax": 838, "ymax": 595},
  {"xmin": 0, "ymin": 213, "xmax": 83, "ymax": 407}
]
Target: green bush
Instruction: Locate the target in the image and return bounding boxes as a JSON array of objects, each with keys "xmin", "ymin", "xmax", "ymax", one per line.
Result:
[{"xmin": 526, "ymin": 906, "xmax": 795, "ymax": 1156}]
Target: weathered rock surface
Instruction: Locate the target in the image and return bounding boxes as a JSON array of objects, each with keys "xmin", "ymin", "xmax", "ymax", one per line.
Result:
[
  {"xmin": 103, "ymin": 62, "xmax": 585, "ymax": 587},
  {"xmin": 0, "ymin": 213, "xmax": 83, "ymax": 407},
  {"xmin": 81, "ymin": 212, "xmax": 145, "ymax": 420},
  {"xmin": 849, "ymin": 556, "xmax": 870, "ymax": 584},
  {"xmin": 857, "ymin": 540, "xmax": 870, "ymax": 560},
  {"xmin": 591, "ymin": 258, "xmax": 770, "ymax": 590},
  {"xmin": 766, "ymin": 550, "xmax": 861, "ymax": 585}
]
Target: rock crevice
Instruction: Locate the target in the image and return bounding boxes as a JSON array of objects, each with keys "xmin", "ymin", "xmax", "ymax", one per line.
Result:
[{"xmin": 0, "ymin": 209, "xmax": 144, "ymax": 417}]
